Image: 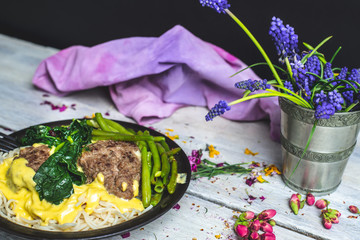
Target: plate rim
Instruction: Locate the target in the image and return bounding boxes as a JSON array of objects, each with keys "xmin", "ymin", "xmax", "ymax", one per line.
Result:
[{"xmin": 0, "ymin": 119, "xmax": 191, "ymax": 239}]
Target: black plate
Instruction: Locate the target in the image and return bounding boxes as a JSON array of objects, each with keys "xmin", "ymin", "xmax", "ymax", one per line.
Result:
[{"xmin": 0, "ymin": 119, "xmax": 191, "ymax": 239}]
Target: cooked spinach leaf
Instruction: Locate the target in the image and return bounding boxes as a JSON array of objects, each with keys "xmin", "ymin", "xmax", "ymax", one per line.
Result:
[
  {"xmin": 21, "ymin": 119, "xmax": 92, "ymax": 204},
  {"xmin": 20, "ymin": 125, "xmax": 62, "ymax": 147}
]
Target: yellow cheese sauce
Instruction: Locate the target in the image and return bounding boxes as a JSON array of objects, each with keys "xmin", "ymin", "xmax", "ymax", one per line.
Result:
[{"xmin": 0, "ymin": 156, "xmax": 144, "ymax": 226}]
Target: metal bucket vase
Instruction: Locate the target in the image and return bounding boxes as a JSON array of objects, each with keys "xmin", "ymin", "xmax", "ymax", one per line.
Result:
[{"xmin": 279, "ymin": 97, "xmax": 360, "ymax": 196}]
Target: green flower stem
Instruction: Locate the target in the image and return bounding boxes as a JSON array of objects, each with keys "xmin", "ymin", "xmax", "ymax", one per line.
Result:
[
  {"xmin": 230, "ymin": 62, "xmax": 287, "ymax": 78},
  {"xmin": 301, "ymin": 36, "xmax": 332, "ymax": 64},
  {"xmin": 270, "ymin": 86, "xmax": 312, "ymax": 108},
  {"xmin": 289, "ymin": 120, "xmax": 318, "ymax": 179},
  {"xmin": 330, "ymin": 46, "xmax": 342, "ymax": 64},
  {"xmin": 344, "ymin": 102, "xmax": 359, "ymax": 112},
  {"xmin": 284, "ymin": 57, "xmax": 295, "ymax": 84},
  {"xmin": 228, "ymin": 90, "xmax": 311, "ymax": 108},
  {"xmin": 225, "ymin": 9, "xmax": 283, "ymax": 87}
]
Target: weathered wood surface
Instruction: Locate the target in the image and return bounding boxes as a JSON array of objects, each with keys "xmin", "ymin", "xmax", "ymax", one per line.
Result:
[{"xmin": 1, "ymin": 33, "xmax": 360, "ymax": 240}]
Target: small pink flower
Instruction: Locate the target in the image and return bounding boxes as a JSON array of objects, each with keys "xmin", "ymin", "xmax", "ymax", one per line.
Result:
[
  {"xmin": 315, "ymin": 199, "xmax": 329, "ymax": 209},
  {"xmin": 238, "ymin": 211, "xmax": 255, "ymax": 221},
  {"xmin": 290, "ymin": 194, "xmax": 300, "ymax": 215},
  {"xmin": 330, "ymin": 216, "xmax": 339, "ymax": 224},
  {"xmin": 260, "ymin": 232, "xmax": 276, "ymax": 240},
  {"xmin": 251, "ymin": 219, "xmax": 261, "ymax": 231},
  {"xmin": 260, "ymin": 222, "xmax": 273, "ymax": 233},
  {"xmin": 258, "ymin": 209, "xmax": 276, "ymax": 220},
  {"xmin": 306, "ymin": 192, "xmax": 315, "ymax": 206},
  {"xmin": 323, "ymin": 218, "xmax": 332, "ymax": 229},
  {"xmin": 250, "ymin": 231, "xmax": 260, "ymax": 240},
  {"xmin": 349, "ymin": 205, "xmax": 359, "ymax": 214},
  {"xmin": 329, "ymin": 209, "xmax": 341, "ymax": 218},
  {"xmin": 235, "ymin": 224, "xmax": 249, "ymax": 238}
]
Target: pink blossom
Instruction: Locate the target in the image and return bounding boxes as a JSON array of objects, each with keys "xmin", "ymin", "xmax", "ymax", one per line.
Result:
[
  {"xmin": 330, "ymin": 216, "xmax": 339, "ymax": 224},
  {"xmin": 251, "ymin": 219, "xmax": 261, "ymax": 231},
  {"xmin": 349, "ymin": 205, "xmax": 359, "ymax": 214},
  {"xmin": 259, "ymin": 209, "xmax": 277, "ymax": 220},
  {"xmin": 323, "ymin": 218, "xmax": 332, "ymax": 229},
  {"xmin": 290, "ymin": 194, "xmax": 300, "ymax": 215},
  {"xmin": 260, "ymin": 222, "xmax": 273, "ymax": 233},
  {"xmin": 315, "ymin": 199, "xmax": 329, "ymax": 209},
  {"xmin": 235, "ymin": 224, "xmax": 249, "ymax": 238},
  {"xmin": 260, "ymin": 232, "xmax": 276, "ymax": 240},
  {"xmin": 306, "ymin": 192, "xmax": 315, "ymax": 206},
  {"xmin": 240, "ymin": 211, "xmax": 255, "ymax": 220},
  {"xmin": 250, "ymin": 231, "xmax": 260, "ymax": 240}
]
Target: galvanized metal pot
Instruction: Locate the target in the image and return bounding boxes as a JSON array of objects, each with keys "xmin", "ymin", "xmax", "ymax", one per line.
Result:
[{"xmin": 279, "ymin": 97, "xmax": 360, "ymax": 196}]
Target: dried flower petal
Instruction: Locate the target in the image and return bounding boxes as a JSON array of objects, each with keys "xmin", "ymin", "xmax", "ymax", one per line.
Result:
[
  {"xmin": 256, "ymin": 175, "xmax": 268, "ymax": 183},
  {"xmin": 264, "ymin": 164, "xmax": 281, "ymax": 176},
  {"xmin": 208, "ymin": 144, "xmax": 220, "ymax": 158},
  {"xmin": 172, "ymin": 203, "xmax": 181, "ymax": 210},
  {"xmin": 244, "ymin": 148, "xmax": 258, "ymax": 156}
]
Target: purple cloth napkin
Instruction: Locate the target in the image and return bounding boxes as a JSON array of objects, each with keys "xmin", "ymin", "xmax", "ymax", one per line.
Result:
[{"xmin": 32, "ymin": 25, "xmax": 280, "ymax": 141}]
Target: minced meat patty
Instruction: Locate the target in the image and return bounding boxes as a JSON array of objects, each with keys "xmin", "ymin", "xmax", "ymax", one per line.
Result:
[
  {"xmin": 78, "ymin": 140, "xmax": 141, "ymax": 200},
  {"xmin": 18, "ymin": 145, "xmax": 51, "ymax": 172}
]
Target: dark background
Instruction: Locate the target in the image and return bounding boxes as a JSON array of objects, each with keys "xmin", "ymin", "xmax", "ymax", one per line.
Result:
[{"xmin": 1, "ymin": 0, "xmax": 360, "ymax": 78}]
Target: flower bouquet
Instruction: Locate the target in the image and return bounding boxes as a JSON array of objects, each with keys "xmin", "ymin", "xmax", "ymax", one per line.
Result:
[{"xmin": 199, "ymin": 0, "xmax": 360, "ymax": 195}]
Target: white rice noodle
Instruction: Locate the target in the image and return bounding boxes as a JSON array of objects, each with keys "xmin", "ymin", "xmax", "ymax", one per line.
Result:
[{"xmin": 0, "ymin": 147, "xmax": 152, "ymax": 231}]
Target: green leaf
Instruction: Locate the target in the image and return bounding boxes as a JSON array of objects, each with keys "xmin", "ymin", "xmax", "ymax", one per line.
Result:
[
  {"xmin": 289, "ymin": 121, "xmax": 318, "ymax": 179},
  {"xmin": 301, "ymin": 36, "xmax": 332, "ymax": 65},
  {"xmin": 31, "ymin": 119, "xmax": 92, "ymax": 204}
]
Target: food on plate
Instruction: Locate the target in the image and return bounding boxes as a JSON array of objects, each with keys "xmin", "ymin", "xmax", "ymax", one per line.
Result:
[
  {"xmin": 0, "ymin": 113, "xmax": 182, "ymax": 231},
  {"xmin": 78, "ymin": 140, "xmax": 141, "ymax": 200}
]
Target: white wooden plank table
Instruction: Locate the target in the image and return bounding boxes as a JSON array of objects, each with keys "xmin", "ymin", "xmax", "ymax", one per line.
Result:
[{"xmin": 1, "ymin": 34, "xmax": 359, "ymax": 240}]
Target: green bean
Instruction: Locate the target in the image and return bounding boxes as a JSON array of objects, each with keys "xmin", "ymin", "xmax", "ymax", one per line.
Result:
[
  {"xmin": 150, "ymin": 192, "xmax": 163, "ymax": 207},
  {"xmin": 160, "ymin": 140, "xmax": 170, "ymax": 152},
  {"xmin": 126, "ymin": 128, "xmax": 136, "ymax": 135},
  {"xmin": 160, "ymin": 153, "xmax": 170, "ymax": 186},
  {"xmin": 104, "ymin": 119, "xmax": 134, "ymax": 135},
  {"xmin": 164, "ymin": 147, "xmax": 181, "ymax": 157},
  {"xmin": 145, "ymin": 131, "xmax": 161, "ymax": 184},
  {"xmin": 108, "ymin": 125, "xmax": 119, "ymax": 132},
  {"xmin": 137, "ymin": 131, "xmax": 152, "ymax": 173},
  {"xmin": 154, "ymin": 136, "xmax": 166, "ymax": 142},
  {"xmin": 147, "ymin": 151, "xmax": 152, "ymax": 175},
  {"xmin": 154, "ymin": 178, "xmax": 164, "ymax": 193},
  {"xmin": 92, "ymin": 134, "xmax": 153, "ymax": 142},
  {"xmin": 95, "ymin": 113, "xmax": 112, "ymax": 132},
  {"xmin": 140, "ymin": 144, "xmax": 151, "ymax": 208},
  {"xmin": 86, "ymin": 119, "xmax": 99, "ymax": 128},
  {"xmin": 155, "ymin": 143, "xmax": 170, "ymax": 185},
  {"xmin": 167, "ymin": 157, "xmax": 177, "ymax": 194},
  {"xmin": 92, "ymin": 129, "xmax": 118, "ymax": 136},
  {"xmin": 155, "ymin": 143, "xmax": 165, "ymax": 155}
]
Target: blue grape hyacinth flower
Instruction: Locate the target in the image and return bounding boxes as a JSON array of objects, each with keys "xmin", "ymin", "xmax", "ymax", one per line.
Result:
[
  {"xmin": 234, "ymin": 79, "xmax": 270, "ymax": 92},
  {"xmin": 205, "ymin": 100, "xmax": 231, "ymax": 121},
  {"xmin": 315, "ymin": 102, "xmax": 336, "ymax": 119},
  {"xmin": 199, "ymin": 0, "xmax": 230, "ymax": 13},
  {"xmin": 269, "ymin": 17, "xmax": 299, "ymax": 60}
]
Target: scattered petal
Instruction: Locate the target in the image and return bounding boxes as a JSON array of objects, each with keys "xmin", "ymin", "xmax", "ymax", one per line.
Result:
[
  {"xmin": 264, "ymin": 164, "xmax": 281, "ymax": 176},
  {"xmin": 249, "ymin": 161, "xmax": 260, "ymax": 168},
  {"xmin": 245, "ymin": 177, "xmax": 256, "ymax": 186},
  {"xmin": 244, "ymin": 148, "xmax": 258, "ymax": 156},
  {"xmin": 256, "ymin": 175, "xmax": 268, "ymax": 183},
  {"xmin": 172, "ymin": 203, "xmax": 181, "ymax": 210},
  {"xmin": 208, "ymin": 145, "xmax": 220, "ymax": 158},
  {"xmin": 121, "ymin": 232, "xmax": 130, "ymax": 238}
]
